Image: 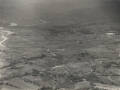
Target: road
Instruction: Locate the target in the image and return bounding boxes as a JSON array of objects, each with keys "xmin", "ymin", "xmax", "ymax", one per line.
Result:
[
  {"xmin": 0, "ymin": 28, "xmax": 13, "ymax": 47},
  {"xmin": 108, "ymin": 76, "xmax": 118, "ymax": 84}
]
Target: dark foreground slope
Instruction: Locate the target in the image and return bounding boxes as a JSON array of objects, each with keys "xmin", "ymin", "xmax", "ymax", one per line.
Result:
[{"xmin": 0, "ymin": 0, "xmax": 120, "ymax": 90}]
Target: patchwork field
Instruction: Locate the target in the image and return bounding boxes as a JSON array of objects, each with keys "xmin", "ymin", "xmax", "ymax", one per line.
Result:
[{"xmin": 0, "ymin": 0, "xmax": 120, "ymax": 90}]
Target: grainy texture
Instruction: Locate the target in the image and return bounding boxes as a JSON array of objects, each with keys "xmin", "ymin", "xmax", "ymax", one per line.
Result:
[{"xmin": 0, "ymin": 0, "xmax": 120, "ymax": 90}]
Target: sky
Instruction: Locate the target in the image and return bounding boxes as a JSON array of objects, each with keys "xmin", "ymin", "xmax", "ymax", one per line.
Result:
[{"xmin": 0, "ymin": 0, "xmax": 119, "ymax": 24}]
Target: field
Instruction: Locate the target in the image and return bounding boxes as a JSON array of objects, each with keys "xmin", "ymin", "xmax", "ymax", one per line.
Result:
[{"xmin": 0, "ymin": 0, "xmax": 120, "ymax": 90}]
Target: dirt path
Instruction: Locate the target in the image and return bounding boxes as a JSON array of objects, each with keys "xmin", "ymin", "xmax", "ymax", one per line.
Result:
[
  {"xmin": 108, "ymin": 76, "xmax": 117, "ymax": 84},
  {"xmin": 0, "ymin": 28, "xmax": 13, "ymax": 47}
]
